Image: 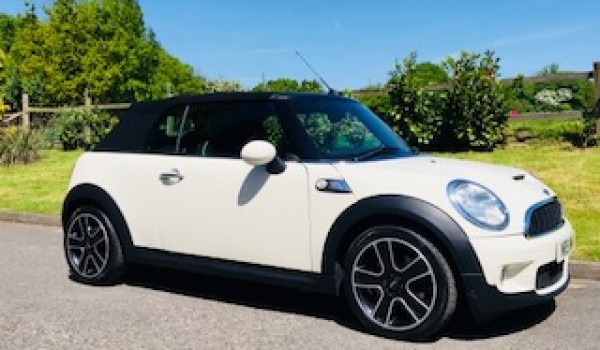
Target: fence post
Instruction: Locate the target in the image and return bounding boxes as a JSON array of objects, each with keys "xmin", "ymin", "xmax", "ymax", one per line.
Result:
[
  {"xmin": 594, "ymin": 62, "xmax": 600, "ymax": 136},
  {"xmin": 84, "ymin": 88, "xmax": 92, "ymax": 108},
  {"xmin": 83, "ymin": 88, "xmax": 91, "ymax": 146},
  {"xmin": 21, "ymin": 93, "xmax": 30, "ymax": 130}
]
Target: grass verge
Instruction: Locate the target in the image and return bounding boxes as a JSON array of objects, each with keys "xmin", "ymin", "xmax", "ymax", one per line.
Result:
[{"xmin": 0, "ymin": 150, "xmax": 81, "ymax": 215}]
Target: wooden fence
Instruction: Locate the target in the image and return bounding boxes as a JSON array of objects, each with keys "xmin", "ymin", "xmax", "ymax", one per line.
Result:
[{"xmin": 14, "ymin": 92, "xmax": 131, "ymax": 130}]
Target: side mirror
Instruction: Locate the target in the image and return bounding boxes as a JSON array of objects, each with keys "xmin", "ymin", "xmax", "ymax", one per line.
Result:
[{"xmin": 240, "ymin": 140, "xmax": 286, "ymax": 174}]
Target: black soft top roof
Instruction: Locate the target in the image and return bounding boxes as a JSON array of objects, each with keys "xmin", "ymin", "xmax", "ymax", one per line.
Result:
[{"xmin": 94, "ymin": 92, "xmax": 350, "ymax": 152}]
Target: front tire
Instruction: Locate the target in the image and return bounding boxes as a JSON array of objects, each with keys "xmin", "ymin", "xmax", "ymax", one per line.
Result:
[
  {"xmin": 342, "ymin": 225, "xmax": 457, "ymax": 340},
  {"xmin": 64, "ymin": 206, "xmax": 126, "ymax": 285}
]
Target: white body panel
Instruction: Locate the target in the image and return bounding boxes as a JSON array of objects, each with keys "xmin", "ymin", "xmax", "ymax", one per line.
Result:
[
  {"xmin": 331, "ymin": 155, "xmax": 574, "ymax": 293},
  {"xmin": 469, "ymin": 221, "xmax": 573, "ymax": 294},
  {"xmin": 333, "ymin": 156, "xmax": 553, "ymax": 237},
  {"xmin": 155, "ymin": 156, "xmax": 312, "ymax": 271},
  {"xmin": 303, "ymin": 163, "xmax": 357, "ymax": 271},
  {"xmin": 69, "ymin": 151, "xmax": 574, "ymax": 294},
  {"xmin": 68, "ymin": 152, "xmax": 163, "ymax": 248}
]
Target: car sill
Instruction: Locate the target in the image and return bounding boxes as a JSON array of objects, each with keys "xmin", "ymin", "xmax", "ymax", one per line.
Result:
[{"xmin": 128, "ymin": 247, "xmax": 337, "ymax": 295}]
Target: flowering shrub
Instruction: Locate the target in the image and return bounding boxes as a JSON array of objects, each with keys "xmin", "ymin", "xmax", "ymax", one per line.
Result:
[
  {"xmin": 534, "ymin": 88, "xmax": 572, "ymax": 108},
  {"xmin": 505, "ymin": 76, "xmax": 594, "ymax": 113}
]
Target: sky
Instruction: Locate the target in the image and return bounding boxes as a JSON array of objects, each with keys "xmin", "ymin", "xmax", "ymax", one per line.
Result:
[{"xmin": 2, "ymin": 0, "xmax": 600, "ymax": 90}]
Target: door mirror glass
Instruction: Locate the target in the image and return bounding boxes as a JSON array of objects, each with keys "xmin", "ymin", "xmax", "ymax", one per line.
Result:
[{"xmin": 241, "ymin": 140, "xmax": 276, "ymax": 166}]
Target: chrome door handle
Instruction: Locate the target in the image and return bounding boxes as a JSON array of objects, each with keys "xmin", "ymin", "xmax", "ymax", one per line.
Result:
[{"xmin": 159, "ymin": 169, "xmax": 184, "ymax": 184}]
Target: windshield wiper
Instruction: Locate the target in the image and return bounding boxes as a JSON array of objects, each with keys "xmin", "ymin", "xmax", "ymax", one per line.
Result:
[{"xmin": 353, "ymin": 145, "xmax": 399, "ymax": 161}]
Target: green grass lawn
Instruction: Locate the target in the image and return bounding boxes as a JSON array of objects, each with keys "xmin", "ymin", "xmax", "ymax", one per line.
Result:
[
  {"xmin": 0, "ymin": 146, "xmax": 598, "ymax": 261},
  {"xmin": 0, "ymin": 150, "xmax": 82, "ymax": 215}
]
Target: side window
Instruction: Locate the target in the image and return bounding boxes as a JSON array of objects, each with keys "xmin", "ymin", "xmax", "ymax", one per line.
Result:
[
  {"xmin": 144, "ymin": 106, "xmax": 188, "ymax": 154},
  {"xmin": 180, "ymin": 102, "xmax": 289, "ymax": 158}
]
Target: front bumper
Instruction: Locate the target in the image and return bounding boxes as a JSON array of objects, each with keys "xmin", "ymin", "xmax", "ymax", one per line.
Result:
[
  {"xmin": 462, "ymin": 220, "xmax": 574, "ymax": 320},
  {"xmin": 462, "ymin": 272, "xmax": 569, "ymax": 322},
  {"xmin": 470, "ymin": 220, "xmax": 573, "ymax": 294}
]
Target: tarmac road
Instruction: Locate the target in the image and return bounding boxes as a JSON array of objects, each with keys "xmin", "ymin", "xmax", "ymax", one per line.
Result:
[{"xmin": 1, "ymin": 221, "xmax": 599, "ymax": 349}]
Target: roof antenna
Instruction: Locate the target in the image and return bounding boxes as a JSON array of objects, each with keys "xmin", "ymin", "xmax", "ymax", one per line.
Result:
[{"xmin": 295, "ymin": 50, "xmax": 338, "ymax": 95}]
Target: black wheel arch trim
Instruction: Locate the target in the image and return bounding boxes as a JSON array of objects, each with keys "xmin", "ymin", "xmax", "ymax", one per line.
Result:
[
  {"xmin": 322, "ymin": 195, "xmax": 484, "ymax": 279},
  {"xmin": 62, "ymin": 183, "xmax": 134, "ymax": 253}
]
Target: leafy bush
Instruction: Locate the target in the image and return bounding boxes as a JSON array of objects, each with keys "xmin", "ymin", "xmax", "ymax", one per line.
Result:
[
  {"xmin": 48, "ymin": 108, "xmax": 118, "ymax": 150},
  {"xmin": 386, "ymin": 51, "xmax": 507, "ymax": 151},
  {"xmin": 441, "ymin": 51, "xmax": 507, "ymax": 150},
  {"xmin": 388, "ymin": 53, "xmax": 443, "ymax": 147},
  {"xmin": 0, "ymin": 126, "xmax": 43, "ymax": 165}
]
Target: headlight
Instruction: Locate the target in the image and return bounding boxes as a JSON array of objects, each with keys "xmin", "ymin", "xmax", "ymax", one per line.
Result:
[{"xmin": 447, "ymin": 180, "xmax": 509, "ymax": 230}]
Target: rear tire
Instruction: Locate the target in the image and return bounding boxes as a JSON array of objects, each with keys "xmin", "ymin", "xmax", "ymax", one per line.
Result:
[
  {"xmin": 342, "ymin": 225, "xmax": 457, "ymax": 340},
  {"xmin": 64, "ymin": 206, "xmax": 126, "ymax": 285}
]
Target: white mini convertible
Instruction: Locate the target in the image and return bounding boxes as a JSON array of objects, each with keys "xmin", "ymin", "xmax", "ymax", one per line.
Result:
[{"xmin": 63, "ymin": 92, "xmax": 573, "ymax": 339}]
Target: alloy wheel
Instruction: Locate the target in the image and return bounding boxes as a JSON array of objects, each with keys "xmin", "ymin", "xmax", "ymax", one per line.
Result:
[
  {"xmin": 350, "ymin": 237, "xmax": 437, "ymax": 331},
  {"xmin": 66, "ymin": 212, "xmax": 110, "ymax": 279}
]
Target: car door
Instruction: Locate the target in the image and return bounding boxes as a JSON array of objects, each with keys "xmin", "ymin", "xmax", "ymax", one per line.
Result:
[{"xmin": 155, "ymin": 101, "xmax": 312, "ymax": 271}]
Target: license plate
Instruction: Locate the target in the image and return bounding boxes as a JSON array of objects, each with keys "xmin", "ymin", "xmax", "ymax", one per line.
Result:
[{"xmin": 557, "ymin": 237, "xmax": 573, "ymax": 262}]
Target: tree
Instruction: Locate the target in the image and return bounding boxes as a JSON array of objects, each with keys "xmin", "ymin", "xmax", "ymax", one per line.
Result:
[
  {"xmin": 0, "ymin": 48, "xmax": 6, "ymax": 112},
  {"xmin": 441, "ymin": 51, "xmax": 507, "ymax": 150},
  {"xmin": 0, "ymin": 13, "xmax": 17, "ymax": 53},
  {"xmin": 387, "ymin": 52, "xmax": 443, "ymax": 147},
  {"xmin": 3, "ymin": 0, "xmax": 204, "ymax": 105},
  {"xmin": 205, "ymin": 79, "xmax": 243, "ymax": 92},
  {"xmin": 253, "ymin": 78, "xmax": 323, "ymax": 92},
  {"xmin": 2, "ymin": 3, "xmax": 48, "ymax": 106},
  {"xmin": 537, "ymin": 63, "xmax": 560, "ymax": 76},
  {"xmin": 412, "ymin": 62, "xmax": 449, "ymax": 85},
  {"xmin": 355, "ymin": 92, "xmax": 392, "ymax": 124},
  {"xmin": 143, "ymin": 49, "xmax": 204, "ymax": 98},
  {"xmin": 386, "ymin": 51, "xmax": 507, "ymax": 150},
  {"xmin": 0, "ymin": 48, "xmax": 5, "ymax": 80},
  {"xmin": 299, "ymin": 79, "xmax": 323, "ymax": 92}
]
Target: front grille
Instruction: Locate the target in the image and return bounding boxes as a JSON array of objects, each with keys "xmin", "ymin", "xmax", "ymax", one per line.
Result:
[
  {"xmin": 536, "ymin": 261, "xmax": 564, "ymax": 290},
  {"xmin": 526, "ymin": 199, "xmax": 564, "ymax": 237}
]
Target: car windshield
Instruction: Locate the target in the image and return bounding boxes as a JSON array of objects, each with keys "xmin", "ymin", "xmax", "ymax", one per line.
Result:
[{"xmin": 287, "ymin": 98, "xmax": 413, "ymax": 160}]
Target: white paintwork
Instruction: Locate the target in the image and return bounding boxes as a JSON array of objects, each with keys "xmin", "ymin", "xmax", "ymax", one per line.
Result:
[
  {"xmin": 69, "ymin": 150, "xmax": 574, "ymax": 294},
  {"xmin": 469, "ymin": 220, "xmax": 573, "ymax": 294},
  {"xmin": 68, "ymin": 152, "xmax": 164, "ymax": 249},
  {"xmin": 154, "ymin": 156, "xmax": 312, "ymax": 271},
  {"xmin": 327, "ymin": 155, "xmax": 574, "ymax": 293},
  {"xmin": 332, "ymin": 156, "xmax": 554, "ymax": 237},
  {"xmin": 303, "ymin": 163, "xmax": 358, "ymax": 271},
  {"xmin": 240, "ymin": 140, "xmax": 276, "ymax": 166}
]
